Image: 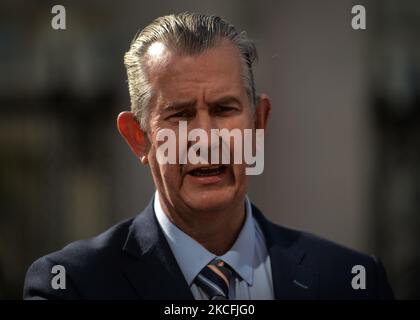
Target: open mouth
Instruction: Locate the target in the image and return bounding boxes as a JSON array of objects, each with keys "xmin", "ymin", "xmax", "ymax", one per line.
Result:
[{"xmin": 188, "ymin": 165, "xmax": 227, "ymax": 177}]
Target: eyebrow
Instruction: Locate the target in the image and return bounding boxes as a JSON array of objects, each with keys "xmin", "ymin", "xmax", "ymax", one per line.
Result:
[
  {"xmin": 162, "ymin": 95, "xmax": 242, "ymax": 112},
  {"xmin": 208, "ymin": 96, "xmax": 242, "ymax": 107},
  {"xmin": 163, "ymin": 100, "xmax": 196, "ymax": 112}
]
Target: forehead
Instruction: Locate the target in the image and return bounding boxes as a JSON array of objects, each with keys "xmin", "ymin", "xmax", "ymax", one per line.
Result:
[{"xmin": 145, "ymin": 40, "xmax": 246, "ymax": 104}]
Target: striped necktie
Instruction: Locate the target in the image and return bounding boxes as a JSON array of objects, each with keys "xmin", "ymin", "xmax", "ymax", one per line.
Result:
[{"xmin": 194, "ymin": 259, "xmax": 233, "ymax": 300}]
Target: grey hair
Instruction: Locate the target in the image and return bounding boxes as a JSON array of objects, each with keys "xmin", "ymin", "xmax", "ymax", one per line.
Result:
[{"xmin": 124, "ymin": 12, "xmax": 258, "ymax": 130}]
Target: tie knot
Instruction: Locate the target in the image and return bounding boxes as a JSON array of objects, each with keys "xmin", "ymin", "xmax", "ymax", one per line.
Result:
[{"xmin": 195, "ymin": 259, "xmax": 233, "ymax": 300}]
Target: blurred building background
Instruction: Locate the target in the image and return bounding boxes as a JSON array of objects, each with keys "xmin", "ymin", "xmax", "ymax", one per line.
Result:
[{"xmin": 0, "ymin": 0, "xmax": 419, "ymax": 299}]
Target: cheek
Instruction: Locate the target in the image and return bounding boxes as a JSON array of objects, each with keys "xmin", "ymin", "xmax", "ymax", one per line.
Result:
[
  {"xmin": 159, "ymin": 164, "xmax": 181, "ymax": 183},
  {"xmin": 231, "ymin": 163, "xmax": 247, "ymax": 181},
  {"xmin": 224, "ymin": 116, "xmax": 255, "ymax": 142},
  {"xmin": 147, "ymin": 145, "xmax": 159, "ymax": 171}
]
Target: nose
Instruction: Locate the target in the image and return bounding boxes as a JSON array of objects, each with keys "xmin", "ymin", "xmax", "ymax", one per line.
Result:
[
  {"xmin": 186, "ymin": 107, "xmax": 218, "ymax": 160},
  {"xmin": 189, "ymin": 106, "xmax": 217, "ymax": 135}
]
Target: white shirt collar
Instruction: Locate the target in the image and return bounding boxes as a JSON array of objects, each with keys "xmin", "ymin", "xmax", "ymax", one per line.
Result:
[{"xmin": 154, "ymin": 191, "xmax": 255, "ymax": 286}]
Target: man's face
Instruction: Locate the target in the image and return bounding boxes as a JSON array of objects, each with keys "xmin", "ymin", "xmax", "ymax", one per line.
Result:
[{"xmin": 144, "ymin": 40, "xmax": 254, "ymax": 214}]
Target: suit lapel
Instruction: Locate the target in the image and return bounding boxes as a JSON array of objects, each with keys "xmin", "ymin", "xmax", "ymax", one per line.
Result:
[
  {"xmin": 252, "ymin": 205, "xmax": 319, "ymax": 299},
  {"xmin": 268, "ymin": 244, "xmax": 319, "ymax": 299},
  {"xmin": 122, "ymin": 199, "xmax": 194, "ymax": 300},
  {"xmin": 121, "ymin": 199, "xmax": 318, "ymax": 300}
]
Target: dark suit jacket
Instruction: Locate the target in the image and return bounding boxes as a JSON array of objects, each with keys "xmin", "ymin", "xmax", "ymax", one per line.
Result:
[{"xmin": 23, "ymin": 199, "xmax": 394, "ymax": 299}]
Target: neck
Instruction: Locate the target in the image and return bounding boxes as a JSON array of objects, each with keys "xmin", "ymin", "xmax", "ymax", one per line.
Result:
[{"xmin": 160, "ymin": 196, "xmax": 246, "ymax": 256}]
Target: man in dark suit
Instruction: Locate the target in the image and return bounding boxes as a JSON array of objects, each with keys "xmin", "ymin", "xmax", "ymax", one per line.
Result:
[{"xmin": 24, "ymin": 13, "xmax": 394, "ymax": 300}]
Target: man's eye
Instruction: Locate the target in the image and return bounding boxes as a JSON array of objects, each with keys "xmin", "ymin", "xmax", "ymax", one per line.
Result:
[{"xmin": 213, "ymin": 105, "xmax": 237, "ymax": 115}]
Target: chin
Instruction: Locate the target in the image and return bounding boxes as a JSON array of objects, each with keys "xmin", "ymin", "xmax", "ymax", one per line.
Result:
[{"xmin": 182, "ymin": 187, "xmax": 237, "ymax": 212}]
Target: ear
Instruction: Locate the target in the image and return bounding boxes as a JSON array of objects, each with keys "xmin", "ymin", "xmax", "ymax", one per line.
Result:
[
  {"xmin": 117, "ymin": 111, "xmax": 149, "ymax": 164},
  {"xmin": 254, "ymin": 93, "xmax": 271, "ymax": 130}
]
